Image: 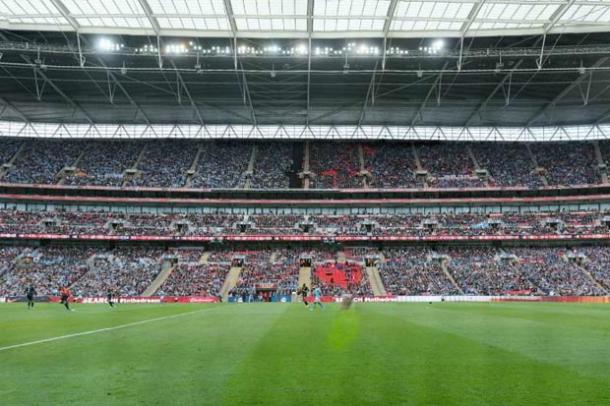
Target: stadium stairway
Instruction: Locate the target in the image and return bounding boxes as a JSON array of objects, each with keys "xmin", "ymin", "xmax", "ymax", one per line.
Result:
[
  {"xmin": 411, "ymin": 144, "xmax": 430, "ymax": 188},
  {"xmin": 572, "ymin": 260, "xmax": 609, "ymax": 294},
  {"xmin": 57, "ymin": 151, "xmax": 85, "ymax": 184},
  {"xmin": 466, "ymin": 145, "xmax": 490, "ymax": 187},
  {"xmin": 220, "ymin": 265, "xmax": 242, "ymax": 301},
  {"xmin": 0, "ymin": 141, "xmax": 25, "ymax": 180},
  {"xmin": 525, "ymin": 144, "xmax": 550, "ymax": 186},
  {"xmin": 142, "ymin": 258, "xmax": 176, "ymax": 297},
  {"xmin": 592, "ymin": 141, "xmax": 609, "ymax": 183},
  {"xmin": 298, "ymin": 266, "xmax": 312, "ymax": 290},
  {"xmin": 199, "ymin": 252, "xmax": 210, "ymax": 265},
  {"xmin": 269, "ymin": 251, "xmax": 278, "ymax": 264},
  {"xmin": 302, "ymin": 141, "xmax": 311, "ymax": 189},
  {"xmin": 122, "ymin": 145, "xmax": 147, "ymax": 186},
  {"xmin": 365, "ymin": 265, "xmax": 387, "ymax": 296},
  {"xmin": 243, "ymin": 145, "xmax": 258, "ymax": 189},
  {"xmin": 184, "ymin": 146, "xmax": 204, "ymax": 188},
  {"xmin": 440, "ymin": 258, "xmax": 465, "ymax": 295},
  {"xmin": 337, "ymin": 251, "xmax": 347, "ymax": 263},
  {"xmin": 357, "ymin": 144, "xmax": 369, "ymax": 189}
]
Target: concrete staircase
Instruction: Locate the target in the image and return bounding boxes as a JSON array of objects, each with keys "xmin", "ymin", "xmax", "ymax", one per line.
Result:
[
  {"xmin": 525, "ymin": 143, "xmax": 549, "ymax": 186},
  {"xmin": 57, "ymin": 151, "xmax": 85, "ymax": 185},
  {"xmin": 199, "ymin": 251, "xmax": 210, "ymax": 265},
  {"xmin": 440, "ymin": 259, "xmax": 465, "ymax": 294},
  {"xmin": 466, "ymin": 145, "xmax": 490, "ymax": 186},
  {"xmin": 0, "ymin": 141, "xmax": 25, "ymax": 180},
  {"xmin": 270, "ymin": 251, "xmax": 278, "ymax": 264},
  {"xmin": 357, "ymin": 144, "xmax": 369, "ymax": 189},
  {"xmin": 142, "ymin": 258, "xmax": 176, "ymax": 296},
  {"xmin": 298, "ymin": 266, "xmax": 312, "ymax": 289},
  {"xmin": 243, "ymin": 145, "xmax": 258, "ymax": 189},
  {"xmin": 302, "ymin": 141, "xmax": 311, "ymax": 189},
  {"xmin": 592, "ymin": 141, "xmax": 609, "ymax": 184},
  {"xmin": 411, "ymin": 144, "xmax": 430, "ymax": 188},
  {"xmin": 122, "ymin": 145, "xmax": 147, "ymax": 186},
  {"xmin": 220, "ymin": 265, "xmax": 242, "ymax": 301},
  {"xmin": 184, "ymin": 146, "xmax": 204, "ymax": 187},
  {"xmin": 365, "ymin": 265, "xmax": 387, "ymax": 296},
  {"xmin": 337, "ymin": 251, "xmax": 347, "ymax": 263},
  {"xmin": 573, "ymin": 261, "xmax": 609, "ymax": 294}
]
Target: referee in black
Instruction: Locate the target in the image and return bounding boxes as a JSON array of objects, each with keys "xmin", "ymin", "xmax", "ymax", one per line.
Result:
[
  {"xmin": 25, "ymin": 285, "xmax": 37, "ymax": 309},
  {"xmin": 107, "ymin": 289, "xmax": 115, "ymax": 308}
]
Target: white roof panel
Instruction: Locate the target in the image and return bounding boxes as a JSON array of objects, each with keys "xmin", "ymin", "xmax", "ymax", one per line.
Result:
[
  {"xmin": 559, "ymin": 0, "xmax": 610, "ymax": 23},
  {"xmin": 230, "ymin": 0, "xmax": 306, "ymax": 31},
  {"xmin": 314, "ymin": 0, "xmax": 390, "ymax": 32},
  {"xmin": 62, "ymin": 0, "xmax": 152, "ymax": 29},
  {"xmin": 0, "ymin": 0, "xmax": 67, "ymax": 25},
  {"xmin": 147, "ymin": 0, "xmax": 230, "ymax": 31},
  {"xmin": 0, "ymin": 0, "xmax": 609, "ymax": 37}
]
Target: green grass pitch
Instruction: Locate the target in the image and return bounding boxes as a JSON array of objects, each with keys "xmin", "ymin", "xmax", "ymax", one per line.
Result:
[{"xmin": 2, "ymin": 302, "xmax": 610, "ymax": 405}]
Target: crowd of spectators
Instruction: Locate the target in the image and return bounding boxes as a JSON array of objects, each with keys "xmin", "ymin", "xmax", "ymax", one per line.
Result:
[
  {"xmin": 155, "ymin": 249, "xmax": 236, "ymax": 297},
  {"xmin": 365, "ymin": 143, "xmax": 424, "ymax": 188},
  {"xmin": 579, "ymin": 247, "xmax": 610, "ymax": 291},
  {"xmin": 231, "ymin": 249, "xmax": 299, "ymax": 298},
  {"xmin": 379, "ymin": 248, "xmax": 459, "ymax": 295},
  {"xmin": 3, "ymin": 245, "xmax": 610, "ymax": 298},
  {"xmin": 417, "ymin": 143, "xmax": 484, "ymax": 188},
  {"xmin": 127, "ymin": 141, "xmax": 198, "ymax": 188},
  {"xmin": 470, "ymin": 143, "xmax": 543, "ymax": 187},
  {"xmin": 1, "ymin": 208, "xmax": 609, "ymax": 239},
  {"xmin": 2, "ymin": 139, "xmax": 610, "ymax": 190},
  {"xmin": 190, "ymin": 142, "xmax": 251, "ymax": 189},
  {"xmin": 250, "ymin": 143, "xmax": 292, "ymax": 189},
  {"xmin": 0, "ymin": 246, "xmax": 93, "ymax": 296},
  {"xmin": 309, "ymin": 143, "xmax": 362, "ymax": 189},
  {"xmin": 440, "ymin": 247, "xmax": 537, "ymax": 295},
  {"xmin": 63, "ymin": 141, "xmax": 141, "ymax": 186},
  {"xmin": 530, "ymin": 142, "xmax": 599, "ymax": 186},
  {"xmin": 71, "ymin": 248, "xmax": 164, "ymax": 296},
  {"xmin": 0, "ymin": 139, "xmax": 23, "ymax": 167},
  {"xmin": 379, "ymin": 246, "xmax": 610, "ymax": 296},
  {"xmin": 5, "ymin": 140, "xmax": 81, "ymax": 184}
]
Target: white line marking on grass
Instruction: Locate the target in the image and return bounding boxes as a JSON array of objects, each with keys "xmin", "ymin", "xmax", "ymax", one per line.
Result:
[{"xmin": 0, "ymin": 308, "xmax": 208, "ymax": 352}]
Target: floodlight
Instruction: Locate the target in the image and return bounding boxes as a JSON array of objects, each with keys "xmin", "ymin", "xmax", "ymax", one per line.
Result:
[
  {"xmin": 432, "ymin": 40, "xmax": 444, "ymax": 50},
  {"xmin": 97, "ymin": 38, "xmax": 117, "ymax": 52}
]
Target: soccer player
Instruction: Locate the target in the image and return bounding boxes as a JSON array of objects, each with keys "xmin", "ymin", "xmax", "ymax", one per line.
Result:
[
  {"xmin": 25, "ymin": 285, "xmax": 36, "ymax": 309},
  {"xmin": 310, "ymin": 285, "xmax": 324, "ymax": 311},
  {"xmin": 59, "ymin": 286, "xmax": 73, "ymax": 311},
  {"xmin": 299, "ymin": 283, "xmax": 309, "ymax": 306},
  {"xmin": 107, "ymin": 289, "xmax": 114, "ymax": 308}
]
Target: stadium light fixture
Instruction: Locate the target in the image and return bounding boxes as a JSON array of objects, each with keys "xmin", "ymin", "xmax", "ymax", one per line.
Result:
[
  {"xmin": 432, "ymin": 40, "xmax": 444, "ymax": 50},
  {"xmin": 97, "ymin": 38, "xmax": 122, "ymax": 52}
]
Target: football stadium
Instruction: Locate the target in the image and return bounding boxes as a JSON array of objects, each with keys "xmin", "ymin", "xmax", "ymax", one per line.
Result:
[{"xmin": 2, "ymin": 0, "xmax": 610, "ymax": 404}]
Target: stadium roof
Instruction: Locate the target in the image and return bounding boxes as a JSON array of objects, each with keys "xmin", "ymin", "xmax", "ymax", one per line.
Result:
[
  {"xmin": 0, "ymin": 1, "xmax": 609, "ymax": 131},
  {"xmin": 1, "ymin": 0, "xmax": 610, "ymax": 39}
]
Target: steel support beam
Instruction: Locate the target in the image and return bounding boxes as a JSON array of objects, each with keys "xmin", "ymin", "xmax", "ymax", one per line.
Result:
[
  {"xmin": 0, "ymin": 96, "xmax": 29, "ymax": 121},
  {"xmin": 50, "ymin": 0, "xmax": 80, "ymax": 31},
  {"xmin": 20, "ymin": 55, "xmax": 94, "ymax": 124},
  {"xmin": 170, "ymin": 61, "xmax": 205, "ymax": 125},
  {"xmin": 137, "ymin": 0, "xmax": 161, "ymax": 35},
  {"xmin": 410, "ymin": 62, "xmax": 450, "ymax": 126},
  {"xmin": 382, "ymin": 0, "xmax": 399, "ymax": 70},
  {"xmin": 464, "ymin": 59, "xmax": 524, "ymax": 126},
  {"xmin": 306, "ymin": 0, "xmax": 314, "ymax": 124},
  {"xmin": 527, "ymin": 57, "xmax": 609, "ymax": 126}
]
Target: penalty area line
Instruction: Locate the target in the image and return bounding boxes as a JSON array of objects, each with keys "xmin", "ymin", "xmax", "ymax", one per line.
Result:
[{"xmin": 0, "ymin": 308, "xmax": 209, "ymax": 353}]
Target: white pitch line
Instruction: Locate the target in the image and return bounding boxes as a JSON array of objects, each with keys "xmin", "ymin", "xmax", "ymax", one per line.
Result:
[{"xmin": 0, "ymin": 308, "xmax": 208, "ymax": 353}]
